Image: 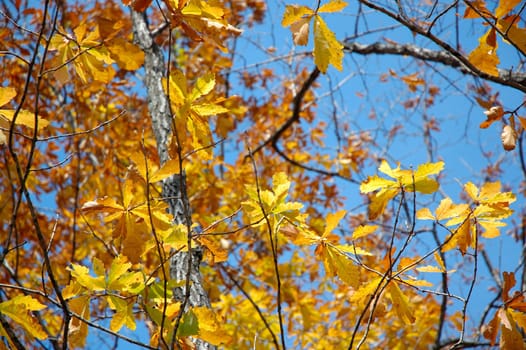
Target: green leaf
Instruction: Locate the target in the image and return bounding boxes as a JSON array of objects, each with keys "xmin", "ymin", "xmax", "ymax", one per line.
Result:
[{"xmin": 179, "ymin": 310, "xmax": 199, "ymax": 337}]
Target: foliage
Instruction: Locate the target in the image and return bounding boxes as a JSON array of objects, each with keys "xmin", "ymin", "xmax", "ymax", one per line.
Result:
[{"xmin": 1, "ymin": 0, "xmax": 526, "ymax": 349}]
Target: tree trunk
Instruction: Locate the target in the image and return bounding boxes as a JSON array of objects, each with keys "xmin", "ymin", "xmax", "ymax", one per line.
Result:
[{"xmin": 130, "ymin": 9, "xmax": 214, "ymax": 350}]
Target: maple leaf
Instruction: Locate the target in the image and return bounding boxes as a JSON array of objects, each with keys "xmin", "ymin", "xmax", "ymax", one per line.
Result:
[
  {"xmin": 0, "ymin": 295, "xmax": 47, "ymax": 340},
  {"xmin": 361, "ymin": 161, "xmax": 444, "ymax": 219},
  {"xmin": 0, "ymin": 87, "xmax": 49, "ymax": 144}
]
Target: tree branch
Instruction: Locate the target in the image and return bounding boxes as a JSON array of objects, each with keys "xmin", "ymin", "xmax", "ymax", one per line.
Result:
[{"xmin": 343, "ymin": 41, "xmax": 526, "ymax": 92}]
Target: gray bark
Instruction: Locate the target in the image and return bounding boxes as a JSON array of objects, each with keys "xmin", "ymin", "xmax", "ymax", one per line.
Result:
[
  {"xmin": 130, "ymin": 9, "xmax": 214, "ymax": 350},
  {"xmin": 343, "ymin": 41, "xmax": 526, "ymax": 88}
]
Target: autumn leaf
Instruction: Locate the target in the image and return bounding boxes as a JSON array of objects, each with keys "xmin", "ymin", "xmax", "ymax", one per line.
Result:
[
  {"xmin": 313, "ymin": 15, "xmax": 343, "ymax": 73},
  {"xmin": 194, "ymin": 307, "xmax": 233, "ymax": 345},
  {"xmin": 480, "ymin": 105, "xmax": 505, "ymax": 128},
  {"xmin": 361, "ymin": 161, "xmax": 444, "ymax": 219},
  {"xmin": 0, "ymin": 295, "xmax": 47, "ymax": 340},
  {"xmin": 282, "ymin": 1, "xmax": 346, "ymax": 72},
  {"xmin": 108, "ymin": 295, "xmax": 136, "ymax": 332},
  {"xmin": 501, "ymin": 124, "xmax": 517, "ymax": 151},
  {"xmin": 497, "ymin": 16, "xmax": 526, "ymax": 55},
  {"xmin": 495, "ymin": 0, "xmax": 522, "ymax": 19},
  {"xmin": 242, "ymin": 172, "xmax": 305, "ymax": 227},
  {"xmin": 318, "ymin": 0, "xmax": 348, "ymax": 13},
  {"xmin": 388, "ymin": 282, "xmax": 416, "ymax": 324},
  {"xmin": 468, "ymin": 28, "xmax": 500, "ymax": 76},
  {"xmin": 0, "ymin": 87, "xmax": 49, "ymax": 144},
  {"xmin": 48, "ymin": 23, "xmax": 116, "ymax": 83},
  {"xmin": 163, "ymin": 70, "xmax": 230, "ymax": 159}
]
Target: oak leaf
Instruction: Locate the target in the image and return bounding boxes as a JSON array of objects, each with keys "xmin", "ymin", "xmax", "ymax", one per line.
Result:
[{"xmin": 0, "ymin": 295, "xmax": 47, "ymax": 340}]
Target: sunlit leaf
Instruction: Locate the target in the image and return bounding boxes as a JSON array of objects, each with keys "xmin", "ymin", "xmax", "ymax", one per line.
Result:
[
  {"xmin": 318, "ymin": 0, "xmax": 348, "ymax": 13},
  {"xmin": 0, "ymin": 295, "xmax": 47, "ymax": 340},
  {"xmin": 468, "ymin": 28, "xmax": 500, "ymax": 76},
  {"xmin": 313, "ymin": 15, "xmax": 343, "ymax": 72}
]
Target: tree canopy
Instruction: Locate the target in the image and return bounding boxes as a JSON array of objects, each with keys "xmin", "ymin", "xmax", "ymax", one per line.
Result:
[{"xmin": 1, "ymin": 0, "xmax": 526, "ymax": 349}]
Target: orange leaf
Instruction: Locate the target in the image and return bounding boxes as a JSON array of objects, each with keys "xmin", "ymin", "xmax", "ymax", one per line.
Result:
[{"xmin": 468, "ymin": 28, "xmax": 500, "ymax": 76}]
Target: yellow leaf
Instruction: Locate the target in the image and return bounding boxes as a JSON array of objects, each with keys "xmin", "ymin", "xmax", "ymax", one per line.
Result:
[
  {"xmin": 416, "ymin": 207, "xmax": 434, "ymax": 220},
  {"xmin": 194, "ymin": 307, "xmax": 233, "ymax": 346},
  {"xmin": 108, "ymin": 296, "xmax": 136, "ymax": 332},
  {"xmin": 352, "ymin": 225, "xmax": 378, "ymax": 239},
  {"xmin": 281, "ymin": 5, "xmax": 314, "ymax": 27},
  {"xmin": 0, "ymin": 295, "xmax": 47, "ymax": 340},
  {"xmin": 368, "ymin": 188, "xmax": 399, "ymax": 220},
  {"xmin": 497, "ymin": 16, "xmax": 526, "ymax": 53},
  {"xmin": 500, "ymin": 310, "xmax": 526, "ymax": 350},
  {"xmin": 0, "ymin": 87, "xmax": 16, "ymax": 107},
  {"xmin": 360, "ymin": 175, "xmax": 397, "ymax": 193},
  {"xmin": 479, "ymin": 220, "xmax": 505, "ymax": 238},
  {"xmin": 322, "ymin": 210, "xmax": 346, "ymax": 238},
  {"xmin": 335, "ymin": 244, "xmax": 371, "ymax": 256},
  {"xmin": 68, "ymin": 263, "xmax": 106, "ymax": 291},
  {"xmin": 0, "ymin": 109, "xmax": 49, "ymax": 130},
  {"xmin": 318, "ymin": 0, "xmax": 348, "ymax": 13},
  {"xmin": 495, "ymin": 0, "xmax": 522, "ymax": 19},
  {"xmin": 416, "ymin": 265, "xmax": 443, "ymax": 273},
  {"xmin": 400, "ymin": 276, "xmax": 433, "ymax": 287},
  {"xmin": 313, "ymin": 15, "xmax": 343, "ymax": 73},
  {"xmin": 414, "ymin": 161, "xmax": 445, "ymax": 178},
  {"xmin": 388, "ymin": 282, "xmax": 415, "ymax": 324},
  {"xmin": 324, "ymin": 245, "xmax": 360, "ymax": 288},
  {"xmin": 149, "ymin": 159, "xmax": 180, "ymax": 183},
  {"xmin": 190, "ymin": 72, "xmax": 215, "ymax": 102},
  {"xmin": 468, "ymin": 28, "xmax": 500, "ymax": 76},
  {"xmin": 68, "ymin": 296, "xmax": 90, "ymax": 348},
  {"xmin": 107, "ymin": 38, "xmax": 145, "ymax": 70},
  {"xmin": 192, "ymin": 103, "xmax": 229, "ymax": 116}
]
